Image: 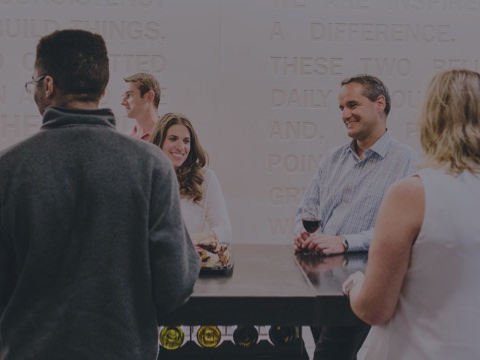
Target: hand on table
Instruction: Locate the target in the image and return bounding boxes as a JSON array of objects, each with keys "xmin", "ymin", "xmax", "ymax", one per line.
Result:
[
  {"xmin": 294, "ymin": 231, "xmax": 310, "ymax": 252},
  {"xmin": 295, "ymin": 233, "xmax": 346, "ymax": 255},
  {"xmin": 342, "ymin": 271, "xmax": 365, "ymax": 297}
]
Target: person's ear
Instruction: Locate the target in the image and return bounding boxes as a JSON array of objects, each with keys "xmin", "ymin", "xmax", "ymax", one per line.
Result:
[
  {"xmin": 146, "ymin": 89, "xmax": 155, "ymax": 104},
  {"xmin": 44, "ymin": 75, "xmax": 55, "ymax": 99},
  {"xmin": 375, "ymin": 95, "xmax": 386, "ymax": 113}
]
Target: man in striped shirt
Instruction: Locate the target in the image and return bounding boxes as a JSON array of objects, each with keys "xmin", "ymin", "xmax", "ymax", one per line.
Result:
[{"xmin": 294, "ymin": 75, "xmax": 418, "ymax": 360}]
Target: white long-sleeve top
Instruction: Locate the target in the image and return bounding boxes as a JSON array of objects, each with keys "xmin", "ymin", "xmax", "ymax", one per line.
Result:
[{"xmin": 180, "ymin": 168, "xmax": 232, "ymax": 243}]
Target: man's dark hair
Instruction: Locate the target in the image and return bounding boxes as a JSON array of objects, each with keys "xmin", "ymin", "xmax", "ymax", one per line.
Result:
[
  {"xmin": 35, "ymin": 29, "xmax": 109, "ymax": 102},
  {"xmin": 341, "ymin": 74, "xmax": 391, "ymax": 116}
]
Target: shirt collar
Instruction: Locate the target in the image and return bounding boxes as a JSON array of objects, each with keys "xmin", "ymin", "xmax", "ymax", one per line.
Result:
[
  {"xmin": 130, "ymin": 125, "xmax": 151, "ymax": 141},
  {"xmin": 41, "ymin": 106, "xmax": 116, "ymax": 129},
  {"xmin": 347, "ymin": 130, "xmax": 392, "ymax": 159}
]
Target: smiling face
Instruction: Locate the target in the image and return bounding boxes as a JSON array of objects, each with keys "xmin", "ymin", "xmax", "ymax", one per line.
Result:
[
  {"xmin": 338, "ymin": 82, "xmax": 386, "ymax": 144},
  {"xmin": 161, "ymin": 124, "xmax": 191, "ymax": 169}
]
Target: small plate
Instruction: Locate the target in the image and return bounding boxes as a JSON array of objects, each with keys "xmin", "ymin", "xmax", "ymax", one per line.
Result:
[{"xmin": 197, "ymin": 243, "xmax": 234, "ymax": 275}]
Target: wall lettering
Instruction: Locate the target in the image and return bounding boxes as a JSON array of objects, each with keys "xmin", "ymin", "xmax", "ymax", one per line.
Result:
[
  {"xmin": 269, "ymin": 120, "xmax": 323, "ymax": 140},
  {"xmin": 433, "ymin": 58, "xmax": 480, "ymax": 71},
  {"xmin": 272, "ymin": 88, "xmax": 332, "ymax": 108},
  {"xmin": 388, "ymin": 0, "xmax": 480, "ymax": 11},
  {"xmin": 360, "ymin": 57, "xmax": 412, "ymax": 76},
  {"xmin": 0, "ymin": 0, "xmax": 162, "ymax": 6},
  {"xmin": 109, "ymin": 53, "xmax": 166, "ymax": 73},
  {"xmin": 390, "ymin": 89, "xmax": 422, "ymax": 109},
  {"xmin": 268, "ymin": 217, "xmax": 295, "ymax": 236},
  {"xmin": 22, "ymin": 52, "xmax": 35, "ymax": 70},
  {"xmin": 0, "ymin": 18, "xmax": 59, "ymax": 39},
  {"xmin": 268, "ymin": 153, "xmax": 322, "ymax": 173},
  {"xmin": 271, "ymin": 56, "xmax": 344, "ymax": 76},
  {"xmin": 311, "ymin": 22, "xmax": 454, "ymax": 43},
  {"xmin": 69, "ymin": 20, "xmax": 162, "ymax": 40},
  {"xmin": 270, "ymin": 186, "xmax": 306, "ymax": 205}
]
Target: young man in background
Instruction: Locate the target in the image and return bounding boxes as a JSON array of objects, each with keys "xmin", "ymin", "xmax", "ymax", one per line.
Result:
[{"xmin": 121, "ymin": 72, "xmax": 162, "ymax": 141}]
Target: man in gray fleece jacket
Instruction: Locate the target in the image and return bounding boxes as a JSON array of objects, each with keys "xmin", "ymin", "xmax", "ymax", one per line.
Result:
[{"xmin": 0, "ymin": 29, "xmax": 200, "ymax": 360}]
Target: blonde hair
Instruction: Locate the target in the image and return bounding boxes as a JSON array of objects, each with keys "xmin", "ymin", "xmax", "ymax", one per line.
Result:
[
  {"xmin": 150, "ymin": 112, "xmax": 208, "ymax": 204},
  {"xmin": 419, "ymin": 68, "xmax": 480, "ymax": 174}
]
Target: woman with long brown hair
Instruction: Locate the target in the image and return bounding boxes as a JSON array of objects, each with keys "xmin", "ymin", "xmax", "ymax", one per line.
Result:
[{"xmin": 151, "ymin": 112, "xmax": 232, "ymax": 244}]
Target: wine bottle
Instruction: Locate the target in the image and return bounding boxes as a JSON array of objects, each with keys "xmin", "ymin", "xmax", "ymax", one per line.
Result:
[
  {"xmin": 159, "ymin": 326, "xmax": 185, "ymax": 350},
  {"xmin": 196, "ymin": 325, "xmax": 222, "ymax": 348},
  {"xmin": 233, "ymin": 325, "xmax": 259, "ymax": 348},
  {"xmin": 268, "ymin": 325, "xmax": 299, "ymax": 345}
]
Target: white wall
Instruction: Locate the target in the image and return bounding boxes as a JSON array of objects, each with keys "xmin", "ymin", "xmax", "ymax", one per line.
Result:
[{"xmin": 1, "ymin": 0, "xmax": 479, "ymax": 244}]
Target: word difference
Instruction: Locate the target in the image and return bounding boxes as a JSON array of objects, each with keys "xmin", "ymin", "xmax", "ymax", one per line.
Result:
[{"xmin": 311, "ymin": 22, "xmax": 453, "ymax": 43}]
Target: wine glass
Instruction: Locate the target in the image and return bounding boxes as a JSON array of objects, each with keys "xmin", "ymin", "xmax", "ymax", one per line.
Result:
[
  {"xmin": 301, "ymin": 205, "xmax": 321, "ymax": 236},
  {"xmin": 300, "ymin": 206, "xmax": 321, "ymax": 255}
]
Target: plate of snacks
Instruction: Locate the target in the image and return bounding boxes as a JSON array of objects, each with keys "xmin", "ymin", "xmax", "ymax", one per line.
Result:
[{"xmin": 195, "ymin": 240, "xmax": 234, "ymax": 275}]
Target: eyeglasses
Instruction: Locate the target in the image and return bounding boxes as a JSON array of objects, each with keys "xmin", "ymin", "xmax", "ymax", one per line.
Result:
[{"xmin": 24, "ymin": 74, "xmax": 47, "ymax": 95}]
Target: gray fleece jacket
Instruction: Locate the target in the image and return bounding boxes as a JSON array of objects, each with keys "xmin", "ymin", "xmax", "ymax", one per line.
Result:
[{"xmin": 0, "ymin": 106, "xmax": 200, "ymax": 360}]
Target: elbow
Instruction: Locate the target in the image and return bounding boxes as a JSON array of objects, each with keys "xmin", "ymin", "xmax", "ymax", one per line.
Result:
[
  {"xmin": 360, "ymin": 313, "xmax": 391, "ymax": 326},
  {"xmin": 351, "ymin": 303, "xmax": 394, "ymax": 326}
]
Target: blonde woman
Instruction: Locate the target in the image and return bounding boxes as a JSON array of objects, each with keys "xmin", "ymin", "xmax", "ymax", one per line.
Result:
[
  {"xmin": 151, "ymin": 112, "xmax": 232, "ymax": 244},
  {"xmin": 343, "ymin": 69, "xmax": 480, "ymax": 359}
]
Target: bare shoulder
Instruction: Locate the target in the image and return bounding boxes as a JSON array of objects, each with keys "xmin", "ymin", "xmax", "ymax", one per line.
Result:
[
  {"xmin": 387, "ymin": 175, "xmax": 424, "ymax": 201},
  {"xmin": 383, "ymin": 176, "xmax": 425, "ymax": 232}
]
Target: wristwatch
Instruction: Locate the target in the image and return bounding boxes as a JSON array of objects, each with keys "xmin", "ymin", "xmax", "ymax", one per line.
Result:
[{"xmin": 342, "ymin": 237, "xmax": 349, "ymax": 252}]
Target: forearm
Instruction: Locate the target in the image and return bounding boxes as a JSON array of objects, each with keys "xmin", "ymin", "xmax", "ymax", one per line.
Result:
[
  {"xmin": 190, "ymin": 230, "xmax": 217, "ymax": 243},
  {"xmin": 343, "ymin": 272, "xmax": 381, "ymax": 325},
  {"xmin": 204, "ymin": 170, "xmax": 232, "ymax": 243}
]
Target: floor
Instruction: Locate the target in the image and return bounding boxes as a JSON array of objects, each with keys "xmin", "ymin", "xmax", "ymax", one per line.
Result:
[{"xmin": 302, "ymin": 326, "xmax": 368, "ymax": 360}]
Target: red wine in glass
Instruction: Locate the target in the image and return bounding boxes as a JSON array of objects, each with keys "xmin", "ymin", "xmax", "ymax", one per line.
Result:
[{"xmin": 302, "ymin": 218, "xmax": 321, "ymax": 234}]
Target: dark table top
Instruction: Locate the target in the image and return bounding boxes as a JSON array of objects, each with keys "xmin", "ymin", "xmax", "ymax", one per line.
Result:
[{"xmin": 160, "ymin": 244, "xmax": 367, "ymax": 327}]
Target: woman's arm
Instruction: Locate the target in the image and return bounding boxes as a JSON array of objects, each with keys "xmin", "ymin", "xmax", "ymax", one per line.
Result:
[
  {"xmin": 189, "ymin": 229, "xmax": 217, "ymax": 243},
  {"xmin": 203, "ymin": 169, "xmax": 232, "ymax": 243},
  {"xmin": 344, "ymin": 176, "xmax": 424, "ymax": 325}
]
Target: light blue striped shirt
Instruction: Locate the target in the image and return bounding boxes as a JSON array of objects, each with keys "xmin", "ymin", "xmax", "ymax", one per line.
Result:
[{"xmin": 295, "ymin": 131, "xmax": 418, "ymax": 252}]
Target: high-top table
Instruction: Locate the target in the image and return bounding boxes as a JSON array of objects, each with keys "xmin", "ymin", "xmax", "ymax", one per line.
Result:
[
  {"xmin": 158, "ymin": 244, "xmax": 368, "ymax": 359},
  {"xmin": 161, "ymin": 243, "xmax": 367, "ymax": 326}
]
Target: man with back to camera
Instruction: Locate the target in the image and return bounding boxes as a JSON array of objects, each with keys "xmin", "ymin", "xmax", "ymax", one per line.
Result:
[
  {"xmin": 294, "ymin": 75, "xmax": 418, "ymax": 360},
  {"xmin": 0, "ymin": 29, "xmax": 200, "ymax": 360},
  {"xmin": 121, "ymin": 72, "xmax": 161, "ymax": 141}
]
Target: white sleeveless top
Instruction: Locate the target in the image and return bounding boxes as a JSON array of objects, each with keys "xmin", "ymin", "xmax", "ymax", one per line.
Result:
[{"xmin": 365, "ymin": 167, "xmax": 480, "ymax": 360}]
